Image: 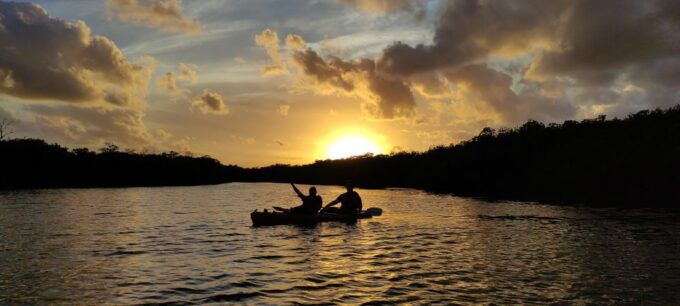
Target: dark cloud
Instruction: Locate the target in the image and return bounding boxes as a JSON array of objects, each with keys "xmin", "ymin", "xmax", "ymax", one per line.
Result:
[
  {"xmin": 252, "ymin": 1, "xmax": 679, "ymax": 123},
  {"xmin": 291, "ymin": 49, "xmax": 415, "ymax": 118},
  {"xmin": 292, "ymin": 50, "xmax": 355, "ymax": 92},
  {"xmin": 526, "ymin": 0, "xmax": 679, "ymax": 85},
  {"xmin": 366, "ymin": 71, "xmax": 416, "ymax": 118},
  {"xmin": 106, "ymin": 0, "xmax": 203, "ymax": 34},
  {"xmin": 103, "ymin": 90, "xmax": 132, "ymax": 106},
  {"xmin": 377, "ymin": 0, "xmax": 565, "ymax": 77},
  {"xmin": 255, "ymin": 28, "xmax": 416, "ymax": 118},
  {"xmin": 339, "ymin": 0, "xmax": 680, "ymax": 121},
  {"xmin": 0, "ymin": 2, "xmax": 152, "ymax": 105},
  {"xmin": 443, "ymin": 64, "xmax": 575, "ymax": 123}
]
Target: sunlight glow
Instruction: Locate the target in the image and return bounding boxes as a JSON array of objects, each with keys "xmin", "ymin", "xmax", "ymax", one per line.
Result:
[{"xmin": 326, "ymin": 134, "xmax": 381, "ymax": 159}]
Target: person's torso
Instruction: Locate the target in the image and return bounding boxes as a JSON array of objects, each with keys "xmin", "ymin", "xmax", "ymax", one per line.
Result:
[
  {"xmin": 339, "ymin": 192, "xmax": 361, "ymax": 210},
  {"xmin": 302, "ymin": 195, "xmax": 322, "ymax": 211}
]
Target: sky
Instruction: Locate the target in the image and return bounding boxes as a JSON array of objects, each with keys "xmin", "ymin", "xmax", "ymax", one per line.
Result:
[{"xmin": 0, "ymin": 0, "xmax": 678, "ymax": 166}]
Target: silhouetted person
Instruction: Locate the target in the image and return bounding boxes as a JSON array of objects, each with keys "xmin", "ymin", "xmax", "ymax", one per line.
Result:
[
  {"xmin": 323, "ymin": 183, "xmax": 362, "ymax": 214},
  {"xmin": 288, "ymin": 183, "xmax": 322, "ymax": 214}
]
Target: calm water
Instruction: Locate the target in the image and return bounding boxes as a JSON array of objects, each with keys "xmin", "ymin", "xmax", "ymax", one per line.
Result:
[{"xmin": 1, "ymin": 183, "xmax": 679, "ymax": 304}]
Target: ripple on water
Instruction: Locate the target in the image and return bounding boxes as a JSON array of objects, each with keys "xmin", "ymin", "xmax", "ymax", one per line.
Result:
[
  {"xmin": 198, "ymin": 292, "xmax": 263, "ymax": 303},
  {"xmin": 105, "ymin": 250, "xmax": 148, "ymax": 257}
]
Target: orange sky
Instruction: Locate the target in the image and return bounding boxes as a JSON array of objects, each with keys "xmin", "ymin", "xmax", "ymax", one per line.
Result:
[{"xmin": 1, "ymin": 0, "xmax": 678, "ymax": 166}]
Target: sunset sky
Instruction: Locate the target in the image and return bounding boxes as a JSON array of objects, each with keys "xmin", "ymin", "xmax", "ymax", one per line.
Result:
[{"xmin": 1, "ymin": 0, "xmax": 678, "ymax": 166}]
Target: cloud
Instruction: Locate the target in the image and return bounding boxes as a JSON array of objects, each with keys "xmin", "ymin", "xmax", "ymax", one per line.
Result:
[
  {"xmin": 262, "ymin": 65, "xmax": 286, "ymax": 76},
  {"xmin": 155, "ymin": 63, "xmax": 197, "ymax": 97},
  {"xmin": 255, "ymin": 29, "xmax": 293, "ymax": 76},
  {"xmin": 0, "ymin": 106, "xmax": 14, "ymax": 121},
  {"xmin": 156, "ymin": 72, "xmax": 189, "ymax": 97},
  {"xmin": 177, "ymin": 63, "xmax": 198, "ymax": 83},
  {"xmin": 285, "ymin": 34, "xmax": 306, "ymax": 50},
  {"xmin": 106, "ymin": 0, "xmax": 203, "ymax": 34},
  {"xmin": 156, "ymin": 72, "xmax": 178, "ymax": 92},
  {"xmin": 0, "ymin": 2, "xmax": 153, "ymax": 106},
  {"xmin": 255, "ymin": 29, "xmax": 282, "ymax": 63},
  {"xmin": 442, "ymin": 64, "xmax": 575, "ymax": 124},
  {"xmin": 26, "ymin": 104, "xmax": 177, "ymax": 150},
  {"xmin": 260, "ymin": 0, "xmax": 680, "ymax": 123},
  {"xmin": 278, "ymin": 105, "xmax": 290, "ymax": 116},
  {"xmin": 375, "ymin": 0, "xmax": 680, "ymax": 121},
  {"xmin": 337, "ymin": 0, "xmax": 424, "ymax": 14},
  {"xmin": 103, "ymin": 90, "xmax": 133, "ymax": 106},
  {"xmin": 289, "ymin": 48, "xmax": 415, "ymax": 118},
  {"xmin": 192, "ymin": 90, "xmax": 228, "ymax": 115}
]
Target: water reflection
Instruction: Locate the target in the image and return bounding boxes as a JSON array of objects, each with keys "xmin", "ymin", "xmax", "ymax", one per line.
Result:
[{"xmin": 1, "ymin": 183, "xmax": 680, "ymax": 304}]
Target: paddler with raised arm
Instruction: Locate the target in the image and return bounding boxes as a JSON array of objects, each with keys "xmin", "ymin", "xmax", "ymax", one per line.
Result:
[{"xmin": 282, "ymin": 183, "xmax": 322, "ymax": 214}]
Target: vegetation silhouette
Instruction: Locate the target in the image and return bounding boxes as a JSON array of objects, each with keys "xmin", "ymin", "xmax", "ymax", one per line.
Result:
[
  {"xmin": 1, "ymin": 105, "xmax": 679, "ymax": 207},
  {"xmin": 243, "ymin": 105, "xmax": 680, "ymax": 207},
  {"xmin": 0, "ymin": 139, "xmax": 243, "ymax": 189}
]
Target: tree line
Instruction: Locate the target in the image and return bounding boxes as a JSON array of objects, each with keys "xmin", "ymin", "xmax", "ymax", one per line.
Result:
[
  {"xmin": 0, "ymin": 139, "xmax": 243, "ymax": 189},
  {"xmin": 1, "ymin": 105, "xmax": 679, "ymax": 207},
  {"xmin": 243, "ymin": 106, "xmax": 680, "ymax": 207}
]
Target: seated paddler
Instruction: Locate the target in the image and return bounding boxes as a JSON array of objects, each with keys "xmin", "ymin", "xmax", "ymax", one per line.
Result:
[
  {"xmin": 287, "ymin": 183, "xmax": 322, "ymax": 214},
  {"xmin": 323, "ymin": 183, "xmax": 362, "ymax": 214}
]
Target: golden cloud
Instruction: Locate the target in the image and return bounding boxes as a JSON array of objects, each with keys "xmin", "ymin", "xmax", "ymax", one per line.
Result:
[
  {"xmin": 155, "ymin": 63, "xmax": 197, "ymax": 98},
  {"xmin": 28, "ymin": 104, "xmax": 182, "ymax": 151},
  {"xmin": 106, "ymin": 0, "xmax": 203, "ymax": 34},
  {"xmin": 192, "ymin": 90, "xmax": 229, "ymax": 115}
]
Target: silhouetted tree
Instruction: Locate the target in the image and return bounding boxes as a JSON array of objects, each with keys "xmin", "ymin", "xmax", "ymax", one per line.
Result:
[
  {"xmin": 100, "ymin": 143, "xmax": 119, "ymax": 153},
  {"xmin": 0, "ymin": 117, "xmax": 15, "ymax": 141},
  {"xmin": 0, "ymin": 139, "xmax": 243, "ymax": 190}
]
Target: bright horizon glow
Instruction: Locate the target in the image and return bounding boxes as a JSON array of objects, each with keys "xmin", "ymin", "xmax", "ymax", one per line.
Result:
[{"xmin": 326, "ymin": 134, "xmax": 382, "ymax": 160}]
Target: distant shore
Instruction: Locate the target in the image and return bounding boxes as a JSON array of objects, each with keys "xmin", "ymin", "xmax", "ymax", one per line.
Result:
[{"xmin": 2, "ymin": 105, "xmax": 679, "ymax": 207}]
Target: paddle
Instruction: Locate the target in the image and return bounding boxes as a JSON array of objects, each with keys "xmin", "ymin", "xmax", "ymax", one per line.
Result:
[
  {"xmin": 319, "ymin": 207, "xmax": 383, "ymax": 216},
  {"xmin": 364, "ymin": 207, "xmax": 383, "ymax": 216}
]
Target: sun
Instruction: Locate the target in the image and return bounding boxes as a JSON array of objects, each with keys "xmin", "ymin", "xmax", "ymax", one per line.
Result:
[{"xmin": 326, "ymin": 134, "xmax": 382, "ymax": 159}]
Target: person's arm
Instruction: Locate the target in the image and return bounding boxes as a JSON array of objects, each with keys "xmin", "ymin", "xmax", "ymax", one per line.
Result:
[
  {"xmin": 291, "ymin": 183, "xmax": 303, "ymax": 198},
  {"xmin": 324, "ymin": 194, "xmax": 342, "ymax": 208}
]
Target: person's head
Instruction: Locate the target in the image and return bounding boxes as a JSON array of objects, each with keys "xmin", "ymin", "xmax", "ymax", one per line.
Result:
[
  {"xmin": 345, "ymin": 183, "xmax": 353, "ymax": 192},
  {"xmin": 309, "ymin": 186, "xmax": 317, "ymax": 196}
]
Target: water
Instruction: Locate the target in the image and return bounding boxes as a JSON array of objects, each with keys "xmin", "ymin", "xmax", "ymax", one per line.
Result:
[{"xmin": 1, "ymin": 183, "xmax": 679, "ymax": 304}]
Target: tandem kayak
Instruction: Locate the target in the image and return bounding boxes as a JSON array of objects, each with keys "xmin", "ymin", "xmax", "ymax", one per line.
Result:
[{"xmin": 251, "ymin": 208, "xmax": 381, "ymax": 226}]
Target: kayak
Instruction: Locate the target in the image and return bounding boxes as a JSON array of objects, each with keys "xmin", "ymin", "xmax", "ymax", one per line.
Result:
[{"xmin": 250, "ymin": 210, "xmax": 374, "ymax": 226}]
